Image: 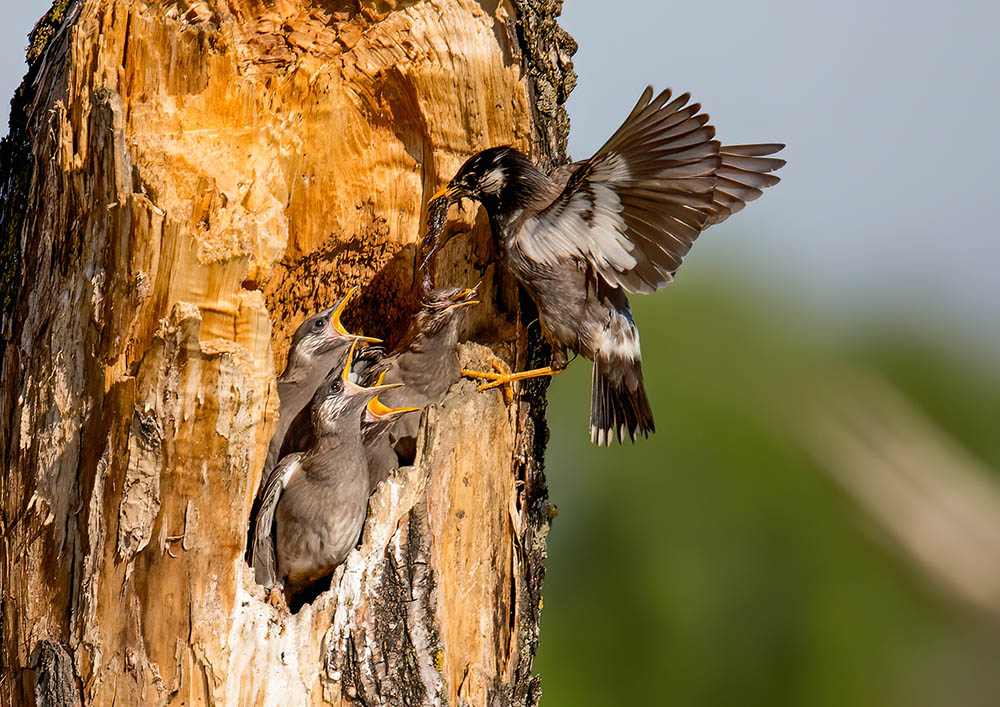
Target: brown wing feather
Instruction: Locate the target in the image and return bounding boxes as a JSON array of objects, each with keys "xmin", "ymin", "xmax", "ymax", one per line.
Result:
[
  {"xmin": 516, "ymin": 87, "xmax": 785, "ymax": 294},
  {"xmin": 705, "ymin": 144, "xmax": 786, "ymax": 226}
]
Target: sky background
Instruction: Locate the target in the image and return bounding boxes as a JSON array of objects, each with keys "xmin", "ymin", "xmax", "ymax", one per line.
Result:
[
  {"xmin": 4, "ymin": 1, "xmax": 998, "ymax": 347},
  {"xmin": 558, "ymin": 0, "xmax": 1000, "ymax": 348}
]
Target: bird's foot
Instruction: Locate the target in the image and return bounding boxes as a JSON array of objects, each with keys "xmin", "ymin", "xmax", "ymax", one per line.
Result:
[
  {"xmin": 461, "ymin": 363, "xmax": 561, "ymax": 403},
  {"xmin": 462, "ymin": 361, "xmax": 514, "ymax": 404},
  {"xmin": 267, "ymin": 587, "xmax": 289, "ymax": 614}
]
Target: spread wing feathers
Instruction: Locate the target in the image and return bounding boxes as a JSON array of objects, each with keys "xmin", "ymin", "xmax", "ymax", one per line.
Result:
[
  {"xmin": 515, "ymin": 86, "xmax": 784, "ymax": 294},
  {"xmin": 705, "ymin": 144, "xmax": 786, "ymax": 226},
  {"xmin": 251, "ymin": 453, "xmax": 302, "ymax": 589}
]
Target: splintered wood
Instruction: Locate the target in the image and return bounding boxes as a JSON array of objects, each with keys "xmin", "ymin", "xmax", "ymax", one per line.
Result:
[{"xmin": 0, "ymin": 0, "xmax": 574, "ymax": 705}]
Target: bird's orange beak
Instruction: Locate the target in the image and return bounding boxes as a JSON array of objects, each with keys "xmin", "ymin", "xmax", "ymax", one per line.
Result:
[
  {"xmin": 445, "ymin": 287, "xmax": 479, "ymax": 310},
  {"xmin": 366, "ymin": 372, "xmax": 420, "ymax": 418},
  {"xmin": 431, "ymin": 183, "xmax": 460, "ymax": 202},
  {"xmin": 329, "ymin": 286, "xmax": 381, "ymax": 343},
  {"xmin": 342, "ymin": 343, "xmax": 403, "ymax": 397}
]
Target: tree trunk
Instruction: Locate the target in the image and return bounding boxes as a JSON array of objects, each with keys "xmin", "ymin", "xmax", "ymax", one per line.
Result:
[{"xmin": 0, "ymin": 1, "xmax": 575, "ymax": 704}]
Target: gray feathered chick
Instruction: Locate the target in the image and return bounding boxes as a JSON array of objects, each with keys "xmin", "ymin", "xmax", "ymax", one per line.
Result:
[
  {"xmin": 251, "ymin": 343, "xmax": 400, "ymax": 608},
  {"xmin": 361, "ymin": 286, "xmax": 479, "ymax": 464},
  {"xmin": 263, "ymin": 287, "xmax": 379, "ymax": 477}
]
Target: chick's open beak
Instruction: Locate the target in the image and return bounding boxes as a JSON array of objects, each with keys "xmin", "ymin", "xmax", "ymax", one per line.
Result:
[
  {"xmin": 446, "ymin": 287, "xmax": 479, "ymax": 310},
  {"xmin": 329, "ymin": 286, "xmax": 381, "ymax": 343},
  {"xmin": 342, "ymin": 343, "xmax": 404, "ymax": 399},
  {"xmin": 365, "ymin": 371, "xmax": 420, "ymax": 418}
]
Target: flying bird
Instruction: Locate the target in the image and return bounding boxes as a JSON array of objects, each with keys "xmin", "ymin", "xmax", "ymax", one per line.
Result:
[
  {"xmin": 429, "ymin": 86, "xmax": 785, "ymax": 445},
  {"xmin": 251, "ymin": 343, "xmax": 400, "ymax": 608}
]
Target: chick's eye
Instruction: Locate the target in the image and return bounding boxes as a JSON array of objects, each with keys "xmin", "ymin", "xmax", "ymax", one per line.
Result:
[{"xmin": 313, "ymin": 319, "xmax": 324, "ymax": 330}]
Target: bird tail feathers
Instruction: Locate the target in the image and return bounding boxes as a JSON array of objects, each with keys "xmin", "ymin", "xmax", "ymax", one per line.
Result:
[{"xmin": 590, "ymin": 362, "xmax": 655, "ymax": 446}]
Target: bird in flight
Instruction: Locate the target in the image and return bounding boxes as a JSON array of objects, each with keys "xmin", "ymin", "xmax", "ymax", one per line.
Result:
[{"xmin": 429, "ymin": 86, "xmax": 785, "ymax": 445}]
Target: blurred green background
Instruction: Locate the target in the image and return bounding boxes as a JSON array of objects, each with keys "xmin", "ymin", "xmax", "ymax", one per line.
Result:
[{"xmin": 535, "ymin": 269, "xmax": 1000, "ymax": 706}]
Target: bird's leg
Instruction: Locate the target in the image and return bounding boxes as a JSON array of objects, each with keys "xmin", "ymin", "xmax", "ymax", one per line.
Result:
[
  {"xmin": 462, "ymin": 361, "xmax": 563, "ymax": 392},
  {"xmin": 267, "ymin": 586, "xmax": 289, "ymax": 613}
]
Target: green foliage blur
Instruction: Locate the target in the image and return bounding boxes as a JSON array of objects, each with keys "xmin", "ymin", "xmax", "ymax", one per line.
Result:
[{"xmin": 534, "ymin": 268, "xmax": 1000, "ymax": 706}]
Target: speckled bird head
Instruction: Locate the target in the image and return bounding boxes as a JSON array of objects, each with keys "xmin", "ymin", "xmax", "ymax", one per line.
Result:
[
  {"xmin": 408, "ymin": 286, "xmax": 479, "ymax": 340},
  {"xmin": 311, "ymin": 341, "xmax": 402, "ymax": 437},
  {"xmin": 433, "ymin": 146, "xmax": 546, "ymax": 216},
  {"xmin": 285, "ymin": 287, "xmax": 380, "ymax": 376}
]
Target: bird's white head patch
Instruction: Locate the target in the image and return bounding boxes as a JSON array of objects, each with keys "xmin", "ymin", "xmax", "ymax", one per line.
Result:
[{"xmin": 479, "ymin": 166, "xmax": 506, "ymax": 195}]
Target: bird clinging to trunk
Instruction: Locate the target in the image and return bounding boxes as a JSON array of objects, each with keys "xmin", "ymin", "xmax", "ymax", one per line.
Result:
[
  {"xmin": 251, "ymin": 343, "xmax": 401, "ymax": 609},
  {"xmin": 429, "ymin": 86, "xmax": 785, "ymax": 445}
]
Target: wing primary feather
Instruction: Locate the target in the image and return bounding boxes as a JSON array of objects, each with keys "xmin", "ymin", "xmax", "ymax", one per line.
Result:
[
  {"xmin": 722, "ymin": 143, "xmax": 785, "ymax": 156},
  {"xmin": 513, "ymin": 89, "xmax": 785, "ymax": 294}
]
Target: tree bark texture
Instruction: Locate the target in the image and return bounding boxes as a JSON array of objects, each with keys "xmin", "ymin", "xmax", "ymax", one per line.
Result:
[{"xmin": 0, "ymin": 1, "xmax": 576, "ymax": 704}]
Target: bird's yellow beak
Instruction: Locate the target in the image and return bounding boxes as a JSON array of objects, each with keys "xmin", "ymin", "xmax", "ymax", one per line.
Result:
[
  {"xmin": 341, "ymin": 340, "xmax": 359, "ymax": 384},
  {"xmin": 367, "ymin": 372, "xmax": 420, "ymax": 418},
  {"xmin": 329, "ymin": 286, "xmax": 381, "ymax": 343},
  {"xmin": 432, "ymin": 183, "xmax": 459, "ymax": 202},
  {"xmin": 446, "ymin": 288, "xmax": 479, "ymax": 310}
]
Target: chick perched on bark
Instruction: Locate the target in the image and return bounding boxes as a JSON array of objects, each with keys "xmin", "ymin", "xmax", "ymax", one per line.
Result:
[
  {"xmin": 429, "ymin": 86, "xmax": 785, "ymax": 445},
  {"xmin": 263, "ymin": 287, "xmax": 378, "ymax": 477},
  {"xmin": 360, "ymin": 286, "xmax": 479, "ymax": 464},
  {"xmin": 251, "ymin": 344, "xmax": 400, "ymax": 607}
]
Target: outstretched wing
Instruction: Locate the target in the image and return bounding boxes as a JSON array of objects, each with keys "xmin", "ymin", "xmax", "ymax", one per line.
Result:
[
  {"xmin": 705, "ymin": 143, "xmax": 786, "ymax": 226},
  {"xmin": 514, "ymin": 87, "xmax": 785, "ymax": 294},
  {"xmin": 251, "ymin": 453, "xmax": 302, "ymax": 589}
]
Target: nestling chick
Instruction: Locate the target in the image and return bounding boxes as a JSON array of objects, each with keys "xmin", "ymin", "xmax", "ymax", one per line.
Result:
[
  {"xmin": 361, "ymin": 286, "xmax": 479, "ymax": 463},
  {"xmin": 361, "ymin": 373, "xmax": 420, "ymax": 491},
  {"xmin": 263, "ymin": 287, "xmax": 379, "ymax": 477},
  {"xmin": 251, "ymin": 343, "xmax": 400, "ymax": 608}
]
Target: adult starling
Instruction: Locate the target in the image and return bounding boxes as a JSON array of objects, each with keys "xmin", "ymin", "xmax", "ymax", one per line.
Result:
[
  {"xmin": 361, "ymin": 372, "xmax": 420, "ymax": 491},
  {"xmin": 430, "ymin": 86, "xmax": 785, "ymax": 445},
  {"xmin": 251, "ymin": 343, "xmax": 401, "ymax": 607},
  {"xmin": 263, "ymin": 287, "xmax": 379, "ymax": 476},
  {"xmin": 360, "ymin": 286, "xmax": 479, "ymax": 461}
]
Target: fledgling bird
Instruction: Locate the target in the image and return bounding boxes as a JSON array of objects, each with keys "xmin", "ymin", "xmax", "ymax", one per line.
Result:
[
  {"xmin": 361, "ymin": 373, "xmax": 420, "ymax": 491},
  {"xmin": 263, "ymin": 287, "xmax": 379, "ymax": 476},
  {"xmin": 429, "ymin": 86, "xmax": 785, "ymax": 445},
  {"xmin": 251, "ymin": 343, "xmax": 401, "ymax": 608},
  {"xmin": 360, "ymin": 286, "xmax": 479, "ymax": 462}
]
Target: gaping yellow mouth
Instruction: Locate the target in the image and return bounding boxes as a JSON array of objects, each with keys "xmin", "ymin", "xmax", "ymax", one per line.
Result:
[
  {"xmin": 341, "ymin": 339, "xmax": 359, "ymax": 382},
  {"xmin": 366, "ymin": 371, "xmax": 419, "ymax": 417},
  {"xmin": 330, "ymin": 286, "xmax": 380, "ymax": 343},
  {"xmin": 447, "ymin": 288, "xmax": 479, "ymax": 309}
]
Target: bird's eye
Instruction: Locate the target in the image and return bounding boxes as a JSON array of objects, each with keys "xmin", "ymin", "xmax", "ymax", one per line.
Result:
[{"xmin": 314, "ymin": 319, "xmax": 325, "ymax": 330}]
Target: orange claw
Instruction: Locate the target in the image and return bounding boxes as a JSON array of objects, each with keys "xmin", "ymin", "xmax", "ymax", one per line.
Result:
[{"xmin": 267, "ymin": 587, "xmax": 289, "ymax": 614}]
